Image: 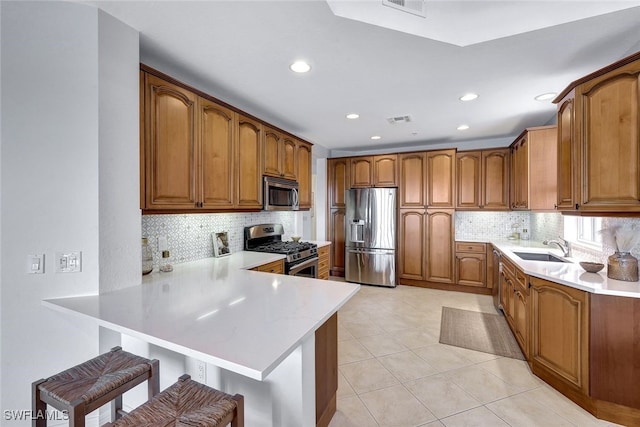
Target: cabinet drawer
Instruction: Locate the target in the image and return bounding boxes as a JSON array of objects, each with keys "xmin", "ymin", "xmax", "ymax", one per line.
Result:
[
  {"xmin": 455, "ymin": 242, "xmax": 486, "ymax": 253},
  {"xmin": 515, "ymin": 268, "xmax": 528, "ymax": 293},
  {"xmin": 501, "ymin": 256, "xmax": 516, "ymax": 276},
  {"xmin": 255, "ymin": 259, "xmax": 284, "ymax": 274}
]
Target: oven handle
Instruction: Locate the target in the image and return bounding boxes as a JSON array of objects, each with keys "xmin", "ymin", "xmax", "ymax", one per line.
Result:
[{"xmin": 288, "ymin": 256, "xmax": 319, "ymax": 274}]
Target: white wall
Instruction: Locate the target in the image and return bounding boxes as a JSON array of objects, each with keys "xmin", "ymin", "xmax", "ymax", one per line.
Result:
[{"xmin": 1, "ymin": 2, "xmax": 139, "ymax": 422}]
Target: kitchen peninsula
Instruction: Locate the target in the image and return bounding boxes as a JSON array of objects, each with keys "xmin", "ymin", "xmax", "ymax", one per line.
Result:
[{"xmin": 43, "ymin": 252, "xmax": 359, "ymax": 427}]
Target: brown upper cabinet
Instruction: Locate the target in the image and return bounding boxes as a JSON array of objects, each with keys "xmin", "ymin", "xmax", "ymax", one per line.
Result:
[
  {"xmin": 350, "ymin": 155, "xmax": 397, "ymax": 188},
  {"xmin": 296, "ymin": 141, "xmax": 312, "ymax": 209},
  {"xmin": 399, "ymin": 152, "xmax": 426, "ymax": 208},
  {"xmin": 510, "ymin": 126, "xmax": 557, "ymax": 211},
  {"xmin": 328, "ymin": 158, "xmax": 350, "ymax": 209},
  {"xmin": 554, "ymin": 52, "xmax": 640, "ymax": 212},
  {"xmin": 426, "ymin": 149, "xmax": 456, "ymax": 208},
  {"xmin": 263, "ymin": 127, "xmax": 296, "ymax": 180},
  {"xmin": 140, "ymin": 67, "xmax": 312, "ymax": 213},
  {"xmin": 456, "ymin": 149, "xmax": 510, "ymax": 210}
]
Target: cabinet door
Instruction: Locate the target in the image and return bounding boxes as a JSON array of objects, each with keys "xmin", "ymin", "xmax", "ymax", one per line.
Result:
[
  {"xmin": 200, "ymin": 99, "xmax": 235, "ymax": 208},
  {"xmin": 373, "ymin": 154, "xmax": 397, "ymax": 187},
  {"xmin": 328, "ymin": 158, "xmax": 350, "ymax": 209},
  {"xmin": 144, "ymin": 74, "xmax": 198, "ymax": 209},
  {"xmin": 350, "ymin": 156, "xmax": 373, "ymax": 188},
  {"xmin": 482, "ymin": 149, "xmax": 510, "ymax": 210},
  {"xmin": 455, "ymin": 253, "xmax": 486, "ymax": 287},
  {"xmin": 426, "ymin": 209, "xmax": 454, "ymax": 283},
  {"xmin": 578, "ymin": 62, "xmax": 640, "ymax": 210},
  {"xmin": 398, "ymin": 209, "xmax": 426, "ymax": 280},
  {"xmin": 329, "ymin": 209, "xmax": 346, "ymax": 275},
  {"xmin": 505, "ymin": 273, "xmax": 516, "ymax": 328},
  {"xmin": 236, "ymin": 115, "xmax": 262, "ymax": 208},
  {"xmin": 282, "ymin": 137, "xmax": 297, "ymax": 180},
  {"xmin": 529, "ymin": 127, "xmax": 558, "ymax": 211},
  {"xmin": 399, "ymin": 152, "xmax": 426, "ymax": 208},
  {"xmin": 511, "ymin": 138, "xmax": 529, "ymax": 209},
  {"xmin": 513, "ymin": 287, "xmax": 529, "ymax": 358},
  {"xmin": 556, "ymin": 93, "xmax": 577, "ymax": 210},
  {"xmin": 456, "ymin": 151, "xmax": 481, "ymax": 209},
  {"xmin": 499, "ymin": 270, "xmax": 511, "ymax": 316},
  {"xmin": 297, "ymin": 141, "xmax": 312, "ymax": 209},
  {"xmin": 263, "ymin": 128, "xmax": 282, "ymax": 178},
  {"xmin": 426, "ymin": 150, "xmax": 455, "ymax": 208},
  {"xmin": 530, "ymin": 277, "xmax": 589, "ymax": 393}
]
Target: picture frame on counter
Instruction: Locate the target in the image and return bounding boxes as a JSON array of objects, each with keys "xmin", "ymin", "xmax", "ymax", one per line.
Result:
[{"xmin": 212, "ymin": 231, "xmax": 231, "ymax": 257}]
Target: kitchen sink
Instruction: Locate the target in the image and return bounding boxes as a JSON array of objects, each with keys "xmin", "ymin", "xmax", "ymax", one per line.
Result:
[{"xmin": 512, "ymin": 252, "xmax": 570, "ymax": 263}]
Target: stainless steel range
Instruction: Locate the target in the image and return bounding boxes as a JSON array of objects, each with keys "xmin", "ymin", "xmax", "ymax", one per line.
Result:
[{"xmin": 244, "ymin": 224, "xmax": 318, "ymax": 278}]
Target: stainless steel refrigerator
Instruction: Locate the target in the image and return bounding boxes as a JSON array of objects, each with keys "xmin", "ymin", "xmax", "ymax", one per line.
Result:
[{"xmin": 345, "ymin": 188, "xmax": 397, "ymax": 287}]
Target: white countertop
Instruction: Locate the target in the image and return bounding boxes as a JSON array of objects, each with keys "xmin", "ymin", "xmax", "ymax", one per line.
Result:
[
  {"xmin": 490, "ymin": 239, "xmax": 640, "ymax": 298},
  {"xmin": 43, "ymin": 252, "xmax": 360, "ymax": 380}
]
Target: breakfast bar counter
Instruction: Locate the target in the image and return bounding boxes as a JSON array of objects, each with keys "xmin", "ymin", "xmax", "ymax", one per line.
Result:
[{"xmin": 43, "ymin": 253, "xmax": 360, "ymax": 427}]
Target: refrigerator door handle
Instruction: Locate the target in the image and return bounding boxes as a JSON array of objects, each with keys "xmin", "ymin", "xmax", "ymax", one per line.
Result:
[
  {"xmin": 348, "ymin": 248, "xmax": 395, "ymax": 255},
  {"xmin": 350, "ymin": 220, "xmax": 365, "ymax": 243}
]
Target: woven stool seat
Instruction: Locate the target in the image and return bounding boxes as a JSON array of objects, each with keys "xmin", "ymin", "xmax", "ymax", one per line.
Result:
[
  {"xmin": 107, "ymin": 374, "xmax": 244, "ymax": 427},
  {"xmin": 33, "ymin": 347, "xmax": 159, "ymax": 427}
]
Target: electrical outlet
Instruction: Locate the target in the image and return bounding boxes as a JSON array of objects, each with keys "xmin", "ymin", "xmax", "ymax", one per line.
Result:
[
  {"xmin": 196, "ymin": 360, "xmax": 206, "ymax": 382},
  {"xmin": 56, "ymin": 251, "xmax": 82, "ymax": 273}
]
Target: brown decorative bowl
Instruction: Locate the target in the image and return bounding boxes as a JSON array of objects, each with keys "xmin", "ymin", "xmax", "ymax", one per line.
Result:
[{"xmin": 579, "ymin": 261, "xmax": 604, "ymax": 273}]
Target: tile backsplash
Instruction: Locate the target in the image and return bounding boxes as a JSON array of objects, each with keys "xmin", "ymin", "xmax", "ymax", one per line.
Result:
[
  {"xmin": 455, "ymin": 211, "xmax": 531, "ymax": 241},
  {"xmin": 142, "ymin": 211, "xmax": 299, "ymax": 269},
  {"xmin": 529, "ymin": 212, "xmax": 564, "ymax": 242}
]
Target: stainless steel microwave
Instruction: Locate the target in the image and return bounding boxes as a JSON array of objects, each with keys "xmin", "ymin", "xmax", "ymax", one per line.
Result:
[{"xmin": 263, "ymin": 176, "xmax": 299, "ymax": 211}]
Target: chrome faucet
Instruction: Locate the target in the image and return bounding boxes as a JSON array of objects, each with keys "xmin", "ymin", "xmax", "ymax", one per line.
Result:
[{"xmin": 543, "ymin": 237, "xmax": 571, "ymax": 257}]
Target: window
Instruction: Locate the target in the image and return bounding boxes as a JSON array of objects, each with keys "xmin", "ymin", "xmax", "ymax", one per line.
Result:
[{"xmin": 564, "ymin": 216, "xmax": 602, "ymax": 248}]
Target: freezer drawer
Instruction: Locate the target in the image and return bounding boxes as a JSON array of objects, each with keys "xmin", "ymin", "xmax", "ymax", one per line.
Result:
[{"xmin": 346, "ymin": 248, "xmax": 396, "ymax": 287}]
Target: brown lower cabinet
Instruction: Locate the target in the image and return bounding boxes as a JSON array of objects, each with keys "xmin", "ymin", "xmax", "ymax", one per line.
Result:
[
  {"xmin": 250, "ymin": 259, "xmax": 284, "ymax": 274},
  {"xmin": 315, "ymin": 313, "xmax": 337, "ymax": 427},
  {"xmin": 318, "ymin": 245, "xmax": 330, "ymax": 280},
  {"xmin": 499, "ymin": 272, "xmax": 640, "ymax": 426},
  {"xmin": 328, "ymin": 209, "xmax": 346, "ymax": 276}
]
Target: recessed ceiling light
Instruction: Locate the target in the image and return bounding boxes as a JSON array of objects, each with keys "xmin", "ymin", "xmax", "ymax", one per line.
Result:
[
  {"xmin": 459, "ymin": 93, "xmax": 478, "ymax": 101},
  {"xmin": 535, "ymin": 92, "xmax": 557, "ymax": 101},
  {"xmin": 346, "ymin": 113, "xmax": 359, "ymax": 119},
  {"xmin": 457, "ymin": 124, "xmax": 470, "ymax": 131},
  {"xmin": 371, "ymin": 135, "xmax": 382, "ymax": 140},
  {"xmin": 290, "ymin": 61, "xmax": 311, "ymax": 73}
]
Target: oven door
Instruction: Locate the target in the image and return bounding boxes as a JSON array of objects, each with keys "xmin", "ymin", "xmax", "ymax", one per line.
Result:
[{"xmin": 287, "ymin": 256, "xmax": 318, "ymax": 278}]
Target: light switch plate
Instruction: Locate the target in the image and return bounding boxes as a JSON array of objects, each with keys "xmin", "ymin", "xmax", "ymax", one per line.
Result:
[
  {"xmin": 27, "ymin": 254, "xmax": 45, "ymax": 274},
  {"xmin": 56, "ymin": 251, "xmax": 82, "ymax": 273}
]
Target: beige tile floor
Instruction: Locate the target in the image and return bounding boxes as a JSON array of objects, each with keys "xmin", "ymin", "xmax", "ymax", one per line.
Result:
[{"xmin": 328, "ymin": 283, "xmax": 624, "ymax": 427}]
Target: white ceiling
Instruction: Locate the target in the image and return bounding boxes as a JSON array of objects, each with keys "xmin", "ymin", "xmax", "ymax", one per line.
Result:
[{"xmin": 85, "ymin": 1, "xmax": 640, "ymax": 152}]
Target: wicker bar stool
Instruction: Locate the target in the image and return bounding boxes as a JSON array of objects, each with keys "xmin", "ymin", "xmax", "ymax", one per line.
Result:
[
  {"xmin": 32, "ymin": 346, "xmax": 159, "ymax": 427},
  {"xmin": 104, "ymin": 374, "xmax": 244, "ymax": 427}
]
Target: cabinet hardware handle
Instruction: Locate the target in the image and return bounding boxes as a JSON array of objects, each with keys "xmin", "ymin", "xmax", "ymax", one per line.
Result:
[
  {"xmin": 575, "ymin": 203, "xmax": 580, "ymax": 210},
  {"xmin": 554, "ymin": 204, "xmax": 557, "ymax": 209}
]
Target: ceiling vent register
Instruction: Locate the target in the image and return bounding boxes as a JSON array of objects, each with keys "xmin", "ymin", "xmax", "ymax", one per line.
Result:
[
  {"xmin": 382, "ymin": 0, "xmax": 426, "ymax": 18},
  {"xmin": 387, "ymin": 115, "xmax": 412, "ymax": 124}
]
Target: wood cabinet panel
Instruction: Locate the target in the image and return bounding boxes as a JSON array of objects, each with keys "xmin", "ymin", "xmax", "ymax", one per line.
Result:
[
  {"xmin": 236, "ymin": 115, "xmax": 262, "ymax": 208},
  {"xmin": 398, "ymin": 209, "xmax": 426, "ymax": 280},
  {"xmin": 350, "ymin": 157, "xmax": 373, "ymax": 188},
  {"xmin": 253, "ymin": 259, "xmax": 284, "ymax": 274},
  {"xmin": 329, "ymin": 209, "xmax": 346, "ymax": 276},
  {"xmin": 263, "ymin": 128, "xmax": 282, "ymax": 178},
  {"xmin": 455, "ymin": 253, "xmax": 486, "ymax": 287},
  {"xmin": 530, "ymin": 277, "xmax": 590, "ymax": 394},
  {"xmin": 200, "ymin": 99, "xmax": 235, "ymax": 208},
  {"xmin": 315, "ymin": 313, "xmax": 338, "ymax": 427},
  {"xmin": 426, "ymin": 150, "xmax": 455, "ymax": 208},
  {"xmin": 282, "ymin": 137, "xmax": 297, "ymax": 180},
  {"xmin": 482, "ymin": 149, "xmax": 510, "ymax": 210},
  {"xmin": 456, "ymin": 151, "xmax": 481, "ymax": 209},
  {"xmin": 513, "ymin": 285, "xmax": 529, "ymax": 358},
  {"xmin": 399, "ymin": 152, "xmax": 426, "ymax": 208},
  {"xmin": 373, "ymin": 154, "xmax": 398, "ymax": 187},
  {"xmin": 296, "ymin": 141, "xmax": 312, "ymax": 209},
  {"xmin": 328, "ymin": 158, "xmax": 350, "ymax": 209},
  {"xmin": 144, "ymin": 74, "xmax": 198, "ymax": 209},
  {"xmin": 557, "ymin": 93, "xmax": 577, "ymax": 210},
  {"xmin": 455, "ymin": 242, "xmax": 486, "ymax": 253},
  {"xmin": 426, "ymin": 209, "xmax": 454, "ymax": 283},
  {"xmin": 580, "ymin": 67, "xmax": 640, "ymax": 209}
]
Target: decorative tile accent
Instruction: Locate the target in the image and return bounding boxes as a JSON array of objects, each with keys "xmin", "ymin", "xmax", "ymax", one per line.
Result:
[
  {"xmin": 455, "ymin": 212, "xmax": 530, "ymax": 241},
  {"xmin": 142, "ymin": 211, "xmax": 297, "ymax": 268}
]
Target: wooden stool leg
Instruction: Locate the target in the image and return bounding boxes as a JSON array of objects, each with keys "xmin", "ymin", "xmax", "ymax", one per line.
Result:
[
  {"xmin": 32, "ymin": 379, "xmax": 47, "ymax": 427},
  {"xmin": 68, "ymin": 399, "xmax": 85, "ymax": 427},
  {"xmin": 232, "ymin": 394, "xmax": 244, "ymax": 427}
]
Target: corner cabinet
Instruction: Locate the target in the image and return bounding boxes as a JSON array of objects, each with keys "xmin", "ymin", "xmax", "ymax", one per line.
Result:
[
  {"xmin": 510, "ymin": 126, "xmax": 557, "ymax": 211},
  {"xmin": 555, "ymin": 52, "xmax": 640, "ymax": 212}
]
